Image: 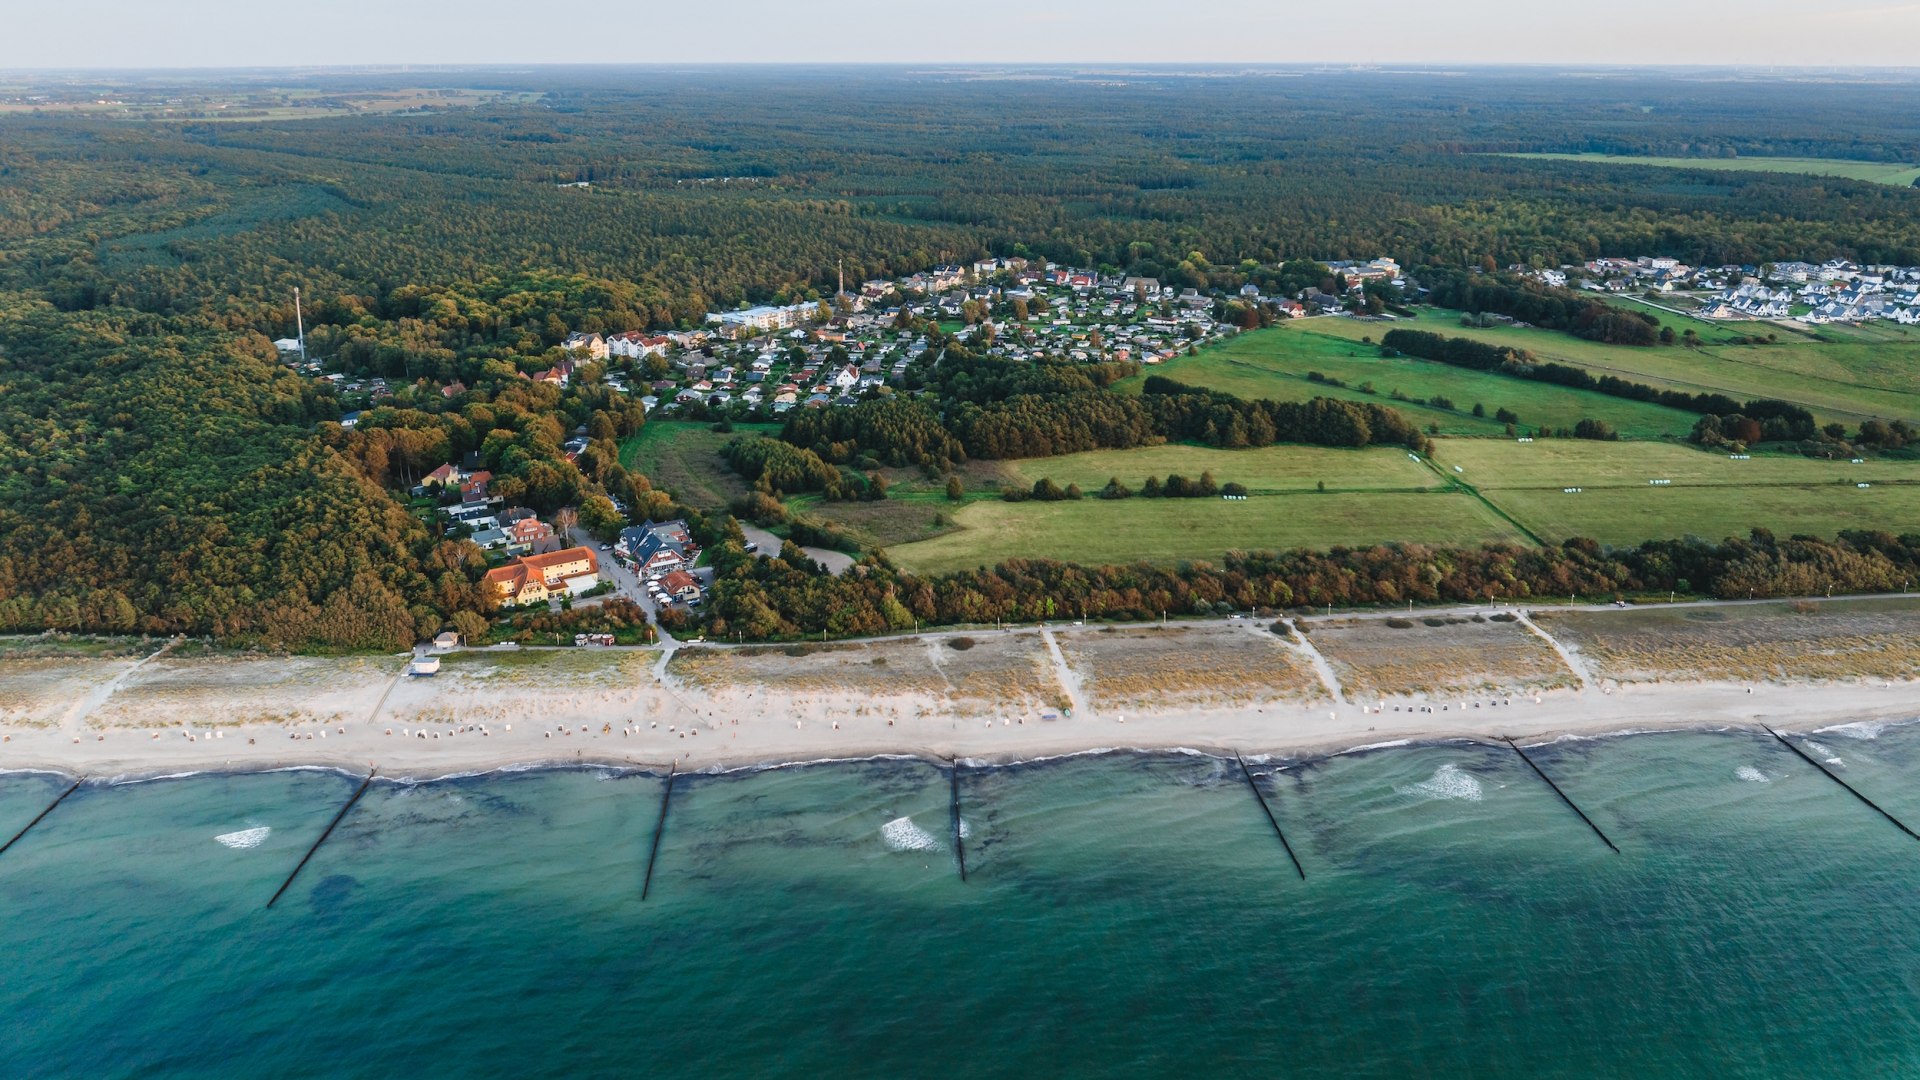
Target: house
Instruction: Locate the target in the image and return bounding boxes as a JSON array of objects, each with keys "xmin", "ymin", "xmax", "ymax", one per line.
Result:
[
  {"xmin": 606, "ymin": 331, "xmax": 669, "ymax": 360},
  {"xmin": 563, "ymin": 332, "xmax": 609, "ymax": 360},
  {"xmin": 830, "ymin": 364, "xmax": 860, "ymax": 391},
  {"xmin": 533, "ymin": 358, "xmax": 574, "ymax": 387},
  {"xmin": 441, "ymin": 381, "xmax": 467, "ymax": 398},
  {"xmin": 470, "ymin": 526, "xmax": 510, "ymax": 551},
  {"xmin": 483, "ymin": 547, "xmax": 600, "ymax": 606},
  {"xmin": 423, "ymin": 463, "xmax": 463, "ymax": 489},
  {"xmin": 657, "ymin": 569, "xmax": 702, "ymax": 603},
  {"xmin": 617, "ymin": 518, "xmax": 695, "ymax": 571},
  {"xmin": 459, "ymin": 471, "xmax": 494, "ymax": 500},
  {"xmin": 507, "ymin": 516, "xmax": 554, "ymax": 553}
]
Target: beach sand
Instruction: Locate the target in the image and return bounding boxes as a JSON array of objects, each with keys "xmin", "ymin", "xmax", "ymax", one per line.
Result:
[{"xmin": 3, "ymin": 604, "xmax": 1918, "ymax": 780}]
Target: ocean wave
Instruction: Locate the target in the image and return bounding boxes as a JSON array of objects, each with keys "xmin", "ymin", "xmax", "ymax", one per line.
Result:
[
  {"xmin": 1340, "ymin": 738, "xmax": 1412, "ymax": 755},
  {"xmin": 1398, "ymin": 763, "xmax": 1484, "ymax": 802},
  {"xmin": 105, "ymin": 770, "xmax": 208, "ymax": 786},
  {"xmin": 880, "ymin": 816, "xmax": 939, "ymax": 852},
  {"xmin": 1805, "ymin": 741, "xmax": 1844, "ymax": 766},
  {"xmin": 214, "ymin": 826, "xmax": 270, "ymax": 849},
  {"xmin": 1735, "ymin": 766, "xmax": 1770, "ymax": 783},
  {"xmin": 1815, "ymin": 718, "xmax": 1920, "ymax": 741}
]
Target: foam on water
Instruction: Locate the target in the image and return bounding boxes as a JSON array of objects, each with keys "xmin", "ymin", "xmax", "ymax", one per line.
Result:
[
  {"xmin": 1806, "ymin": 740, "xmax": 1845, "ymax": 766},
  {"xmin": 880, "ymin": 816, "xmax": 939, "ymax": 852},
  {"xmin": 1822, "ymin": 720, "xmax": 1892, "ymax": 741},
  {"xmin": 1398, "ymin": 763, "xmax": 1484, "ymax": 802},
  {"xmin": 1736, "ymin": 766, "xmax": 1770, "ymax": 783},
  {"xmin": 213, "ymin": 826, "xmax": 270, "ymax": 849}
]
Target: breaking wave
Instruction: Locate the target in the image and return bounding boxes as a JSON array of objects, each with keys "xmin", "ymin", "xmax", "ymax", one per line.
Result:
[
  {"xmin": 880, "ymin": 816, "xmax": 939, "ymax": 852},
  {"xmin": 214, "ymin": 826, "xmax": 270, "ymax": 849},
  {"xmin": 1399, "ymin": 763, "xmax": 1483, "ymax": 802},
  {"xmin": 1735, "ymin": 766, "xmax": 1769, "ymax": 783}
]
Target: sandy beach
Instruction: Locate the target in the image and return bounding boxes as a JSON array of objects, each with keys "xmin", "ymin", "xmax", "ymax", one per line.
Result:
[{"xmin": 3, "ymin": 600, "xmax": 1919, "ymax": 780}]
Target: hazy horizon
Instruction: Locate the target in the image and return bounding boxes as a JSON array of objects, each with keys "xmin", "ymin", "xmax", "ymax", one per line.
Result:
[{"xmin": 6, "ymin": 0, "xmax": 1920, "ymax": 71}]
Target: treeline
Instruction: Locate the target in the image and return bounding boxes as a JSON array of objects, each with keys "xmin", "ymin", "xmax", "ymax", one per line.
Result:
[
  {"xmin": 697, "ymin": 528, "xmax": 1920, "ymax": 640},
  {"xmin": 1009, "ymin": 472, "xmax": 1241, "ymax": 502},
  {"xmin": 1423, "ymin": 271, "xmax": 1660, "ymax": 346},
  {"xmin": 1689, "ymin": 403, "xmax": 1823, "ymax": 449},
  {"xmin": 777, "ymin": 375, "xmax": 1427, "ymax": 475}
]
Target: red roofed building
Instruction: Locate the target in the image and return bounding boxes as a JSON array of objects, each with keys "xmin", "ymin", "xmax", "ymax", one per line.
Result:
[
  {"xmin": 658, "ymin": 569, "xmax": 702, "ymax": 602},
  {"xmin": 484, "ymin": 547, "xmax": 600, "ymax": 606}
]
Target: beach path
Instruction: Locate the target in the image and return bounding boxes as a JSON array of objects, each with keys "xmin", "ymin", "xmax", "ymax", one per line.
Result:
[{"xmin": 1515, "ymin": 611, "xmax": 1596, "ymax": 691}]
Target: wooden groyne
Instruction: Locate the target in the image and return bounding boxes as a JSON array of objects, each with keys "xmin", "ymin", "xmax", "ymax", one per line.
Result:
[
  {"xmin": 268, "ymin": 769, "xmax": 376, "ymax": 909},
  {"xmin": 0, "ymin": 777, "xmax": 86, "ymax": 860},
  {"xmin": 949, "ymin": 758, "xmax": 968, "ymax": 883},
  {"xmin": 1763, "ymin": 725, "xmax": 1920, "ymax": 842},
  {"xmin": 641, "ymin": 761, "xmax": 677, "ymax": 901},
  {"xmin": 1234, "ymin": 753, "xmax": 1305, "ymax": 880},
  {"xmin": 1503, "ymin": 738, "xmax": 1619, "ymax": 854}
]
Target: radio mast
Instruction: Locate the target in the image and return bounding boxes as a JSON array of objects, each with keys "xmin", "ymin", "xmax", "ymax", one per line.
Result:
[{"xmin": 294, "ymin": 287, "xmax": 308, "ymax": 364}]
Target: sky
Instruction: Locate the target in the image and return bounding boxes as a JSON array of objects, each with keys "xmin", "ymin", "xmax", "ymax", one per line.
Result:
[{"xmin": 4, "ymin": 0, "xmax": 1920, "ymax": 69}]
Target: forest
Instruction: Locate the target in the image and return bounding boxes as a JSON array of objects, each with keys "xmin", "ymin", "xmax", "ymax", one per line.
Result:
[{"xmin": 6, "ymin": 66, "xmax": 1920, "ymax": 646}]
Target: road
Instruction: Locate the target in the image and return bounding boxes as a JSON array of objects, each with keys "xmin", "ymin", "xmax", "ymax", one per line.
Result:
[
  {"xmin": 453, "ymin": 589, "xmax": 1917, "ymax": 657},
  {"xmin": 739, "ymin": 524, "xmax": 855, "ymax": 575}
]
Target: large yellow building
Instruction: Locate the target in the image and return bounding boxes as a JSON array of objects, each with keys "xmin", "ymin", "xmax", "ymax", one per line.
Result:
[{"xmin": 484, "ymin": 546, "xmax": 600, "ymax": 605}]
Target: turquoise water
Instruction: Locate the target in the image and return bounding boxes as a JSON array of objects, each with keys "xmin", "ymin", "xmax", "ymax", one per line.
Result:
[{"xmin": 6, "ymin": 724, "xmax": 1920, "ymax": 1077}]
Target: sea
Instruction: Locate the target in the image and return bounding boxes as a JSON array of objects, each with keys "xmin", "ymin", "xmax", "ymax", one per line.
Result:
[{"xmin": 6, "ymin": 721, "xmax": 1920, "ymax": 1078}]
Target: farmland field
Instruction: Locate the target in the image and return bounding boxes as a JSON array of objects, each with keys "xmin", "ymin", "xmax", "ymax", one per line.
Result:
[
  {"xmin": 1498, "ymin": 153, "xmax": 1920, "ymax": 187},
  {"xmin": 1438, "ymin": 438, "xmax": 1920, "ymax": 545},
  {"xmin": 1007, "ymin": 443, "xmax": 1440, "ymax": 493},
  {"xmin": 1488, "ymin": 482, "xmax": 1920, "ymax": 546},
  {"xmin": 886, "ymin": 490, "xmax": 1527, "ymax": 575},
  {"xmin": 1129, "ymin": 318, "xmax": 1702, "ymax": 437},
  {"xmin": 1437, "ymin": 439, "xmax": 1920, "ymax": 488}
]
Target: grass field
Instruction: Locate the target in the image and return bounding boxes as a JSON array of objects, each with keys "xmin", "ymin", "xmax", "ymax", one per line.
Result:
[
  {"xmin": 1438, "ymin": 439, "xmax": 1920, "ymax": 545},
  {"xmin": 886, "ymin": 490, "xmax": 1528, "ymax": 575},
  {"xmin": 1295, "ymin": 308, "xmax": 1920, "ymax": 427},
  {"xmin": 1007, "ymin": 443, "xmax": 1440, "ymax": 493},
  {"xmin": 618, "ymin": 421, "xmax": 778, "ymax": 510},
  {"xmin": 1499, "ymin": 153, "xmax": 1920, "ymax": 188},
  {"xmin": 1129, "ymin": 316, "xmax": 1704, "ymax": 437}
]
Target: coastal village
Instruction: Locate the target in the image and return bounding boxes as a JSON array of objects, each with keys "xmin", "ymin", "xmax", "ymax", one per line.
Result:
[
  {"xmin": 300, "ymin": 256, "xmax": 1401, "ymax": 626},
  {"xmin": 289, "ymin": 248, "xmax": 1918, "ymax": 638}
]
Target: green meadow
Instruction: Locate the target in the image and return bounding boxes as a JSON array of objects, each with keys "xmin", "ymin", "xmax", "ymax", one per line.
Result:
[
  {"xmin": 1127, "ymin": 315, "xmax": 1704, "ymax": 437},
  {"xmin": 618, "ymin": 420, "xmax": 779, "ymax": 510},
  {"xmin": 1284, "ymin": 309, "xmax": 1920, "ymax": 427},
  {"xmin": 886, "ymin": 489, "xmax": 1526, "ymax": 575}
]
